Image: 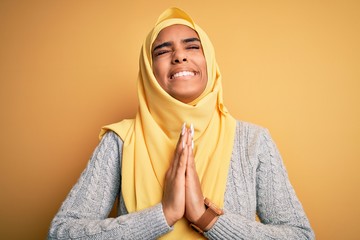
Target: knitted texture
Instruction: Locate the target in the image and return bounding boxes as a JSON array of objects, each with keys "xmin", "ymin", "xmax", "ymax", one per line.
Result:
[{"xmin": 48, "ymin": 121, "xmax": 314, "ymax": 239}]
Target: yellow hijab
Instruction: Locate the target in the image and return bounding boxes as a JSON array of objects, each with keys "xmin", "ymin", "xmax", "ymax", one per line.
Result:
[{"xmin": 100, "ymin": 7, "xmax": 236, "ymax": 239}]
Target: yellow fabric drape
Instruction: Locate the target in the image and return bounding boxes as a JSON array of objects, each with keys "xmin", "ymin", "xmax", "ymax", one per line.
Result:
[{"xmin": 100, "ymin": 7, "xmax": 236, "ymax": 239}]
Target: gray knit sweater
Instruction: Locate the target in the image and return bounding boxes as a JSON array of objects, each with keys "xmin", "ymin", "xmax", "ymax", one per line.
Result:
[{"xmin": 48, "ymin": 121, "xmax": 314, "ymax": 239}]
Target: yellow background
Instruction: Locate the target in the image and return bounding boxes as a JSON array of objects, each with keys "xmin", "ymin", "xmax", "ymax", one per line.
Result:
[{"xmin": 1, "ymin": 1, "xmax": 359, "ymax": 239}]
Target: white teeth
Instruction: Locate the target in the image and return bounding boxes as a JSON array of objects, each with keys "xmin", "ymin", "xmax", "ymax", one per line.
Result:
[{"xmin": 172, "ymin": 71, "xmax": 195, "ymax": 79}]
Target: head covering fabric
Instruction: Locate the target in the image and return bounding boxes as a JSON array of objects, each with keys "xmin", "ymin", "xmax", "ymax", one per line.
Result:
[{"xmin": 100, "ymin": 7, "xmax": 236, "ymax": 239}]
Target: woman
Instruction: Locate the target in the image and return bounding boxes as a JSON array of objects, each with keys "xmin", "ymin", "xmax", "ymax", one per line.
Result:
[{"xmin": 48, "ymin": 7, "xmax": 314, "ymax": 239}]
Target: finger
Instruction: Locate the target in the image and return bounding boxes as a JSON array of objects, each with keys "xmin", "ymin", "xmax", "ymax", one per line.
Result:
[
  {"xmin": 186, "ymin": 123, "xmax": 194, "ymax": 150},
  {"xmin": 170, "ymin": 125, "xmax": 188, "ymax": 178},
  {"xmin": 185, "ymin": 127, "xmax": 192, "ymax": 148},
  {"xmin": 186, "ymin": 133, "xmax": 199, "ymax": 184},
  {"xmin": 175, "ymin": 122, "xmax": 187, "ymax": 152},
  {"xmin": 184, "ymin": 127, "xmax": 194, "ymax": 177},
  {"xmin": 187, "ymin": 140, "xmax": 195, "ymax": 168},
  {"xmin": 171, "ymin": 123, "xmax": 187, "ymax": 167},
  {"xmin": 176, "ymin": 144, "xmax": 188, "ymax": 174}
]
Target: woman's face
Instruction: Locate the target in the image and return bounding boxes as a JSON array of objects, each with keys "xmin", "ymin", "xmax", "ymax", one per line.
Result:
[{"xmin": 152, "ymin": 24, "xmax": 208, "ymax": 103}]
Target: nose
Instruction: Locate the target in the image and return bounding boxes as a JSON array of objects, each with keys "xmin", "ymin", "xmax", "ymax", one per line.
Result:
[{"xmin": 172, "ymin": 50, "xmax": 187, "ymax": 64}]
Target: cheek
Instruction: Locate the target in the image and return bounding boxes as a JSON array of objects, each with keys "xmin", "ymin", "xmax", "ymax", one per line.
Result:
[
  {"xmin": 152, "ymin": 67, "xmax": 159, "ymax": 80},
  {"xmin": 153, "ymin": 60, "xmax": 168, "ymax": 76},
  {"xmin": 152, "ymin": 62, "xmax": 167, "ymax": 88},
  {"xmin": 201, "ymin": 60, "xmax": 208, "ymax": 90},
  {"xmin": 152, "ymin": 62, "xmax": 162, "ymax": 79},
  {"xmin": 200, "ymin": 59, "xmax": 208, "ymax": 80},
  {"xmin": 195, "ymin": 54, "xmax": 207, "ymax": 74}
]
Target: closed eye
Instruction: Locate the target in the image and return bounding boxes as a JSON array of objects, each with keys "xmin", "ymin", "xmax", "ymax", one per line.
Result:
[
  {"xmin": 187, "ymin": 45, "xmax": 200, "ymax": 50},
  {"xmin": 154, "ymin": 50, "xmax": 170, "ymax": 57}
]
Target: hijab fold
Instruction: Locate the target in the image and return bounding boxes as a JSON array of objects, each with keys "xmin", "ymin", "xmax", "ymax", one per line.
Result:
[{"xmin": 100, "ymin": 7, "xmax": 236, "ymax": 239}]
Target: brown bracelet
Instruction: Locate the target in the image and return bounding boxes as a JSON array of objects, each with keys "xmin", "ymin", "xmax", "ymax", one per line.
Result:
[{"xmin": 190, "ymin": 198, "xmax": 224, "ymax": 234}]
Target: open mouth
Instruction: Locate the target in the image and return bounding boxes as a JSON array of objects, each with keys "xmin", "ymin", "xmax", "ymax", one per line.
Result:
[{"xmin": 170, "ymin": 71, "xmax": 196, "ymax": 79}]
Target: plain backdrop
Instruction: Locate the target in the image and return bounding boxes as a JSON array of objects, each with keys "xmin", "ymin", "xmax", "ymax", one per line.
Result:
[{"xmin": 1, "ymin": 0, "xmax": 359, "ymax": 239}]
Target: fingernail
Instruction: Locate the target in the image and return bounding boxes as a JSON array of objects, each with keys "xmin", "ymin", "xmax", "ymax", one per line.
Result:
[
  {"xmin": 191, "ymin": 140, "xmax": 194, "ymax": 150},
  {"xmin": 181, "ymin": 122, "xmax": 186, "ymax": 136},
  {"xmin": 190, "ymin": 123, "xmax": 194, "ymax": 138},
  {"xmin": 182, "ymin": 140, "xmax": 185, "ymax": 149}
]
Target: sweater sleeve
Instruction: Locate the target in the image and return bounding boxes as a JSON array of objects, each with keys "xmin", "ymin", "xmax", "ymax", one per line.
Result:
[
  {"xmin": 48, "ymin": 131, "xmax": 171, "ymax": 240},
  {"xmin": 204, "ymin": 127, "xmax": 315, "ymax": 240}
]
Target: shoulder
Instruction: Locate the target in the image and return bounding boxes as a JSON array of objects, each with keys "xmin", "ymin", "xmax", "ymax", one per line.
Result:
[
  {"xmin": 99, "ymin": 130, "xmax": 124, "ymax": 149},
  {"xmin": 233, "ymin": 120, "xmax": 275, "ymax": 157},
  {"xmin": 234, "ymin": 120, "xmax": 270, "ymax": 140}
]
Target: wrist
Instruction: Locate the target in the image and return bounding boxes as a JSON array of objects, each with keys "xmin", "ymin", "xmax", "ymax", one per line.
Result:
[
  {"xmin": 161, "ymin": 202, "xmax": 179, "ymax": 227},
  {"xmin": 189, "ymin": 198, "xmax": 223, "ymax": 234},
  {"xmin": 186, "ymin": 201, "xmax": 207, "ymax": 223}
]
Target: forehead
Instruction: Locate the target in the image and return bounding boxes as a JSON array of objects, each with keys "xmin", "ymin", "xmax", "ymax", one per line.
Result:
[{"xmin": 153, "ymin": 24, "xmax": 199, "ymax": 46}]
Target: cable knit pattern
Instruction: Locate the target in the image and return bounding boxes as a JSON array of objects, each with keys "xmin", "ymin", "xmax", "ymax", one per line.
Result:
[
  {"xmin": 48, "ymin": 121, "xmax": 314, "ymax": 239},
  {"xmin": 48, "ymin": 132, "xmax": 171, "ymax": 239},
  {"xmin": 204, "ymin": 122, "xmax": 314, "ymax": 239}
]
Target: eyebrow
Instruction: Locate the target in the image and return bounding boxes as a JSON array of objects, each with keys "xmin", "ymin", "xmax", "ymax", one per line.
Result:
[{"xmin": 152, "ymin": 37, "xmax": 201, "ymax": 52}]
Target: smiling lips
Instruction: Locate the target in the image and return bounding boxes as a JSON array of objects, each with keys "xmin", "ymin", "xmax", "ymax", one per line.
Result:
[{"xmin": 170, "ymin": 71, "xmax": 196, "ymax": 79}]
